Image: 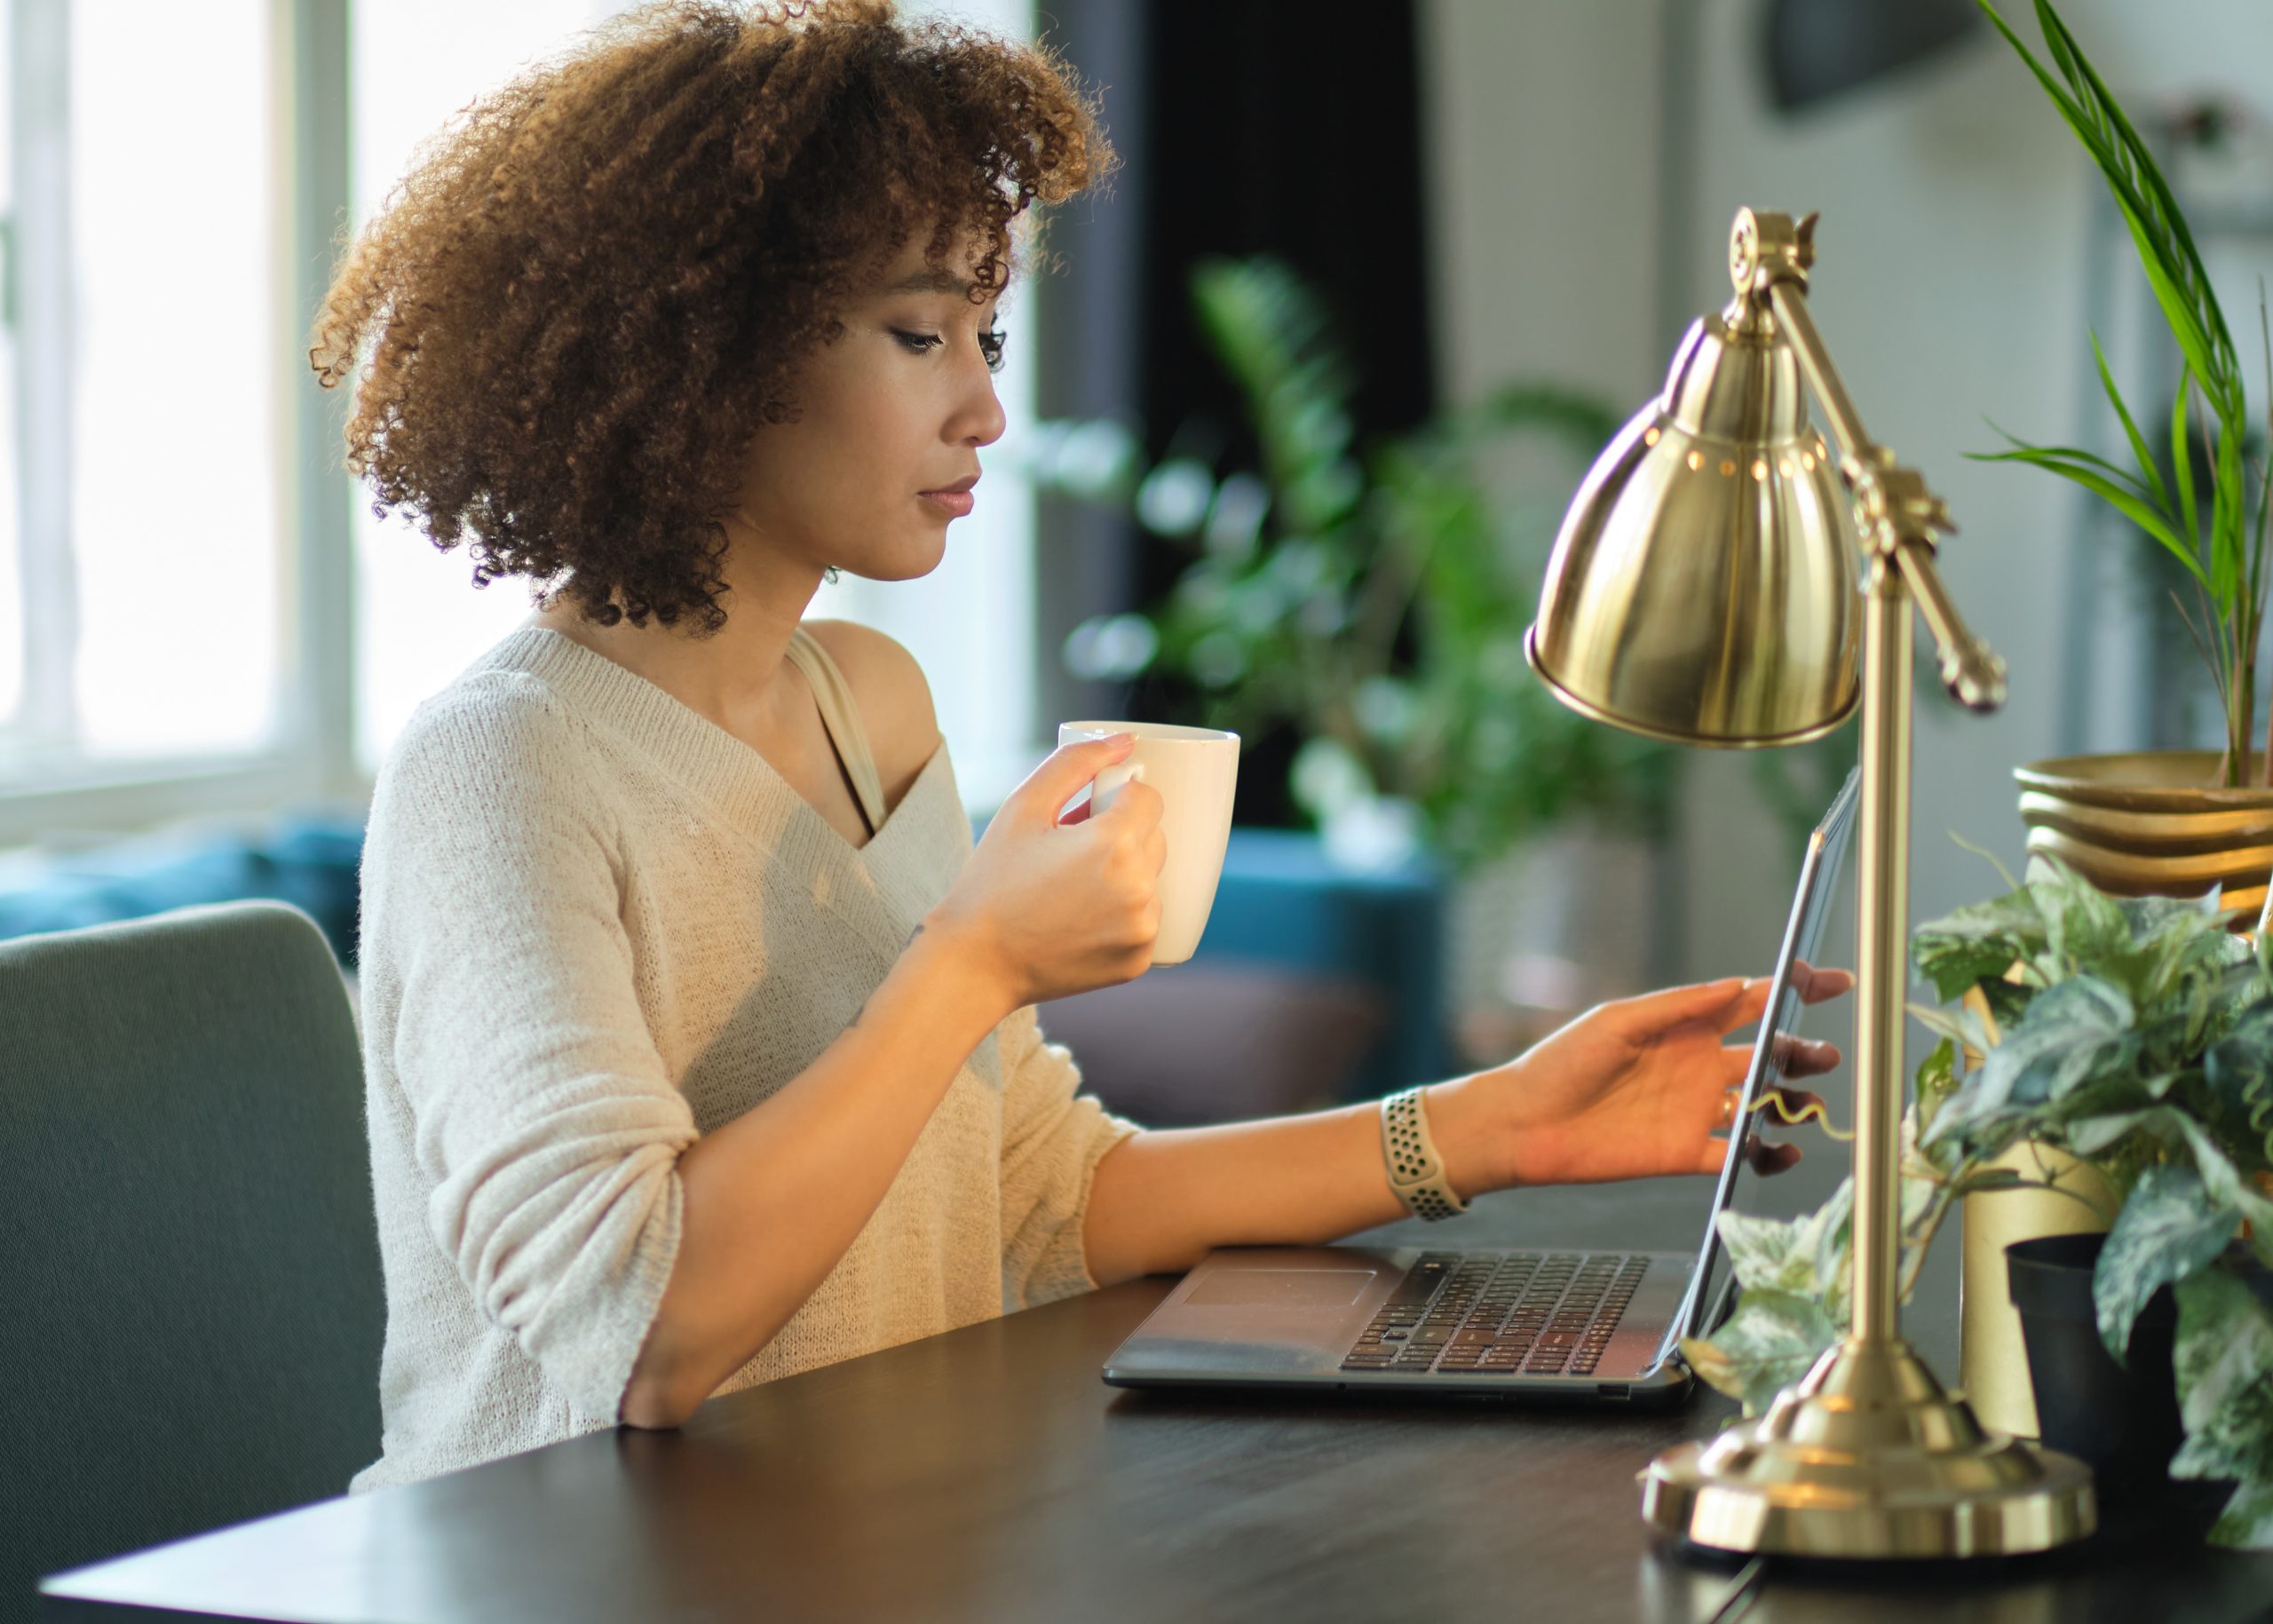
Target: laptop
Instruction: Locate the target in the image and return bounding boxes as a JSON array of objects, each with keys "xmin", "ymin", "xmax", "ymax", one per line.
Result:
[{"xmin": 1101, "ymin": 766, "xmax": 1861, "ymax": 1407}]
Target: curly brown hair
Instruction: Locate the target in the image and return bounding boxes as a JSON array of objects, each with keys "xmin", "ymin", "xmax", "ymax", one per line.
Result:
[{"xmin": 310, "ymin": 0, "xmax": 1114, "ymax": 633}]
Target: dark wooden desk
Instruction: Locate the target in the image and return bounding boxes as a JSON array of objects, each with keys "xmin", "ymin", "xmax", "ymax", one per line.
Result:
[{"xmin": 41, "ymin": 1184, "xmax": 2273, "ymax": 1623}]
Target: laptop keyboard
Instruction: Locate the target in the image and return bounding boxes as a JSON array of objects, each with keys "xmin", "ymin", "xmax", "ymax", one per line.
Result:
[{"xmin": 1338, "ymin": 1250, "xmax": 1650, "ymax": 1378}]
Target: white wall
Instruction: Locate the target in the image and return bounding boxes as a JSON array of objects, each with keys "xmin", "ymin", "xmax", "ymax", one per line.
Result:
[{"xmin": 1423, "ymin": 3, "xmax": 1667, "ymax": 409}]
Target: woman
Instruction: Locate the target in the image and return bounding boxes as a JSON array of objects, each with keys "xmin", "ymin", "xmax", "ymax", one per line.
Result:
[{"xmin": 314, "ymin": 0, "xmax": 1849, "ymax": 1492}]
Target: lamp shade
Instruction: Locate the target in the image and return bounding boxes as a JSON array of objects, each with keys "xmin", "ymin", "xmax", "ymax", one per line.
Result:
[{"xmin": 1525, "ymin": 304, "xmax": 1862, "ymax": 749}]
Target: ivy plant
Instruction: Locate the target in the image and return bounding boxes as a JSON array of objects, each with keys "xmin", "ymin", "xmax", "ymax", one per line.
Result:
[{"xmin": 1683, "ymin": 855, "xmax": 2273, "ymax": 1547}]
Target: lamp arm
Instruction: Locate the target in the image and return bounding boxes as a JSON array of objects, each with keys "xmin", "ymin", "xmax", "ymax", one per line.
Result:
[
  {"xmin": 1762, "ymin": 279, "xmax": 2008, "ymax": 714},
  {"xmin": 1889, "ymin": 538, "xmax": 2009, "ymax": 713}
]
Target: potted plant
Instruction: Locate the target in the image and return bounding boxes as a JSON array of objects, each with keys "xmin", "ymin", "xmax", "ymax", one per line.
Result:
[
  {"xmin": 1684, "ymin": 854, "xmax": 2273, "ymax": 1546},
  {"xmin": 1009, "ymin": 254, "xmax": 1683, "ymax": 1058},
  {"xmin": 1975, "ymin": 0, "xmax": 2273, "ymax": 921}
]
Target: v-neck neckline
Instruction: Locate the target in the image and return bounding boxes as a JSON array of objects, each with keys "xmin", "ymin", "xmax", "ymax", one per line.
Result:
[{"xmin": 489, "ymin": 626, "xmax": 949, "ymax": 862}]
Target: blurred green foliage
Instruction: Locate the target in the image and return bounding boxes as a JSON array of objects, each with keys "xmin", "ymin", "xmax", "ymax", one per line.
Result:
[{"xmin": 1011, "ymin": 254, "xmax": 1680, "ymax": 874}]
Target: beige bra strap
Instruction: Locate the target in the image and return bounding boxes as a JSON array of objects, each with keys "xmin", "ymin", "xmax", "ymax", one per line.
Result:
[{"xmin": 785, "ymin": 626, "xmax": 888, "ymax": 836}]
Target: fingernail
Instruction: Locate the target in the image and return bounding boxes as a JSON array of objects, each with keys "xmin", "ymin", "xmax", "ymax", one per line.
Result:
[{"xmin": 1106, "ymin": 731, "xmax": 1135, "ymax": 749}]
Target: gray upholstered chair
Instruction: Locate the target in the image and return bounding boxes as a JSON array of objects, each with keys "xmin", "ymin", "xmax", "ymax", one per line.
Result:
[{"xmin": 0, "ymin": 901, "xmax": 382, "ymax": 1620}]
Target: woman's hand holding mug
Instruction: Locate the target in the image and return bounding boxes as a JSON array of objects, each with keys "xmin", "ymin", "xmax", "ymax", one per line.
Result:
[{"xmin": 926, "ymin": 733, "xmax": 1167, "ymax": 1010}]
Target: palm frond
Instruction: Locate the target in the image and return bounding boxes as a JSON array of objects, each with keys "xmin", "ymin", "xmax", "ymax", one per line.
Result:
[
  {"xmin": 2172, "ymin": 364, "xmax": 2201, "ymax": 546},
  {"xmin": 2255, "ymin": 290, "xmax": 2273, "ymax": 626},
  {"xmin": 1980, "ymin": 2, "xmax": 2239, "ymax": 416},
  {"xmin": 2091, "ymin": 329, "xmax": 2168, "ymax": 512},
  {"xmin": 2034, "ymin": 0, "xmax": 2239, "ymax": 406},
  {"xmin": 2214, "ymin": 424, "xmax": 2246, "ymax": 605},
  {"xmin": 1971, "ymin": 434, "xmax": 2207, "ymax": 585}
]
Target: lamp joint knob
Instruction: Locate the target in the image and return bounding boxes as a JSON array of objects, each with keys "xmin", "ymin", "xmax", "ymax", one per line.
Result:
[
  {"xmin": 1728, "ymin": 208, "xmax": 1818, "ymax": 297},
  {"xmin": 1857, "ymin": 464, "xmax": 1958, "ymax": 552}
]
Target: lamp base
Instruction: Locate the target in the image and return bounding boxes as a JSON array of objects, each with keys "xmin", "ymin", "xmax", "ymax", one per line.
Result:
[{"xmin": 1642, "ymin": 1337, "xmax": 2095, "ymax": 1558}]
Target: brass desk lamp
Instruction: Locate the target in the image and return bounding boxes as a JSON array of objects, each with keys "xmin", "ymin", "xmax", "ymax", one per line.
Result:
[{"xmin": 1527, "ymin": 208, "xmax": 2095, "ymax": 1557}]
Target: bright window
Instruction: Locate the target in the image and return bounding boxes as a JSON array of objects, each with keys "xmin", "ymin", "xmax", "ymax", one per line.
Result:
[
  {"xmin": 73, "ymin": 3, "xmax": 279, "ymax": 758},
  {"xmin": 0, "ymin": 0, "xmax": 281, "ymax": 780}
]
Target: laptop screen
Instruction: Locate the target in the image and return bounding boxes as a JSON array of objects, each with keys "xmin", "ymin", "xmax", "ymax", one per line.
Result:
[{"xmin": 1660, "ymin": 765, "xmax": 1862, "ymax": 1359}]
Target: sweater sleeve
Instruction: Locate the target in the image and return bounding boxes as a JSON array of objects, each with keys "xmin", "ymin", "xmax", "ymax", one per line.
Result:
[
  {"xmin": 994, "ymin": 1002, "xmax": 1144, "ymax": 1310},
  {"xmin": 365, "ymin": 677, "xmax": 698, "ymax": 1422}
]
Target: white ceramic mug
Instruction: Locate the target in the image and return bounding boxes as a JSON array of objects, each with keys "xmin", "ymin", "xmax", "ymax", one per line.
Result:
[{"xmin": 1057, "ymin": 720, "xmax": 1240, "ymax": 967}]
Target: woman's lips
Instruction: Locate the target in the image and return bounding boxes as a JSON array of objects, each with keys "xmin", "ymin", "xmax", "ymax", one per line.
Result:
[{"xmin": 919, "ymin": 488, "xmax": 975, "ymax": 517}]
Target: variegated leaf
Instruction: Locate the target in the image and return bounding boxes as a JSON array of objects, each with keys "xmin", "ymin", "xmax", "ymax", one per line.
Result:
[
  {"xmin": 1691, "ymin": 1288, "xmax": 1841, "ymax": 1417},
  {"xmin": 2095, "ymin": 1166, "xmax": 2236, "ymax": 1360},
  {"xmin": 2208, "ymin": 1478, "xmax": 2273, "ymax": 1550},
  {"xmin": 1715, "ymin": 1204, "xmax": 1829, "ymax": 1298},
  {"xmin": 1928, "ymin": 977, "xmax": 2135, "ymax": 1148},
  {"xmin": 2149, "ymin": 1109, "xmax": 2273, "ymax": 1269},
  {"xmin": 2169, "ymin": 1374, "xmax": 2273, "ymax": 1483},
  {"xmin": 2174, "ymin": 1269, "xmax": 2273, "ymax": 1438}
]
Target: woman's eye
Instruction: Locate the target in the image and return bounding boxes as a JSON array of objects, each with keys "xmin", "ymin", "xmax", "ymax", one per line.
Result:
[{"xmin": 891, "ymin": 327, "xmax": 1009, "ymax": 375}]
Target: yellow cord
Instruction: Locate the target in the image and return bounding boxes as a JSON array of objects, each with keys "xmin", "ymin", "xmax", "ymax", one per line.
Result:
[{"xmin": 1746, "ymin": 1089, "xmax": 1857, "ymax": 1141}]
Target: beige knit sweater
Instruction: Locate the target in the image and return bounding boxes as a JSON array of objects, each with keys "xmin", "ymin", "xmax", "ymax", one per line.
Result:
[{"xmin": 351, "ymin": 626, "xmax": 1140, "ymax": 1493}]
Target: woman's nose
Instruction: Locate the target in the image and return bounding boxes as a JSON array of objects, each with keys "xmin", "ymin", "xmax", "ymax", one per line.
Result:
[{"xmin": 959, "ymin": 370, "xmax": 1006, "ymax": 448}]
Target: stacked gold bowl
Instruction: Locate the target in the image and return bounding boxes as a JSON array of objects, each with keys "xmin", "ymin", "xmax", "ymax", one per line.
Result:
[{"xmin": 2016, "ymin": 751, "xmax": 2273, "ymax": 929}]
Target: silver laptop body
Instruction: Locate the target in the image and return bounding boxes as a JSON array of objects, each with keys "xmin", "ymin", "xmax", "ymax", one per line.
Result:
[{"xmin": 1101, "ymin": 769, "xmax": 1861, "ymax": 1408}]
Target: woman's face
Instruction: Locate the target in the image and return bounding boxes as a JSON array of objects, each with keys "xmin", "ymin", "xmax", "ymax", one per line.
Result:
[{"xmin": 733, "ymin": 233, "xmax": 1008, "ymax": 585}]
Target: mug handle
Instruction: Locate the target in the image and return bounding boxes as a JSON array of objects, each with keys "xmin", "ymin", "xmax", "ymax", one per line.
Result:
[{"xmin": 1091, "ymin": 759, "xmax": 1146, "ymax": 816}]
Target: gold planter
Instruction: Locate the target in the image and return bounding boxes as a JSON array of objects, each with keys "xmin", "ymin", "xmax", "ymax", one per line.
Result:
[{"xmin": 2016, "ymin": 750, "xmax": 2273, "ymax": 927}]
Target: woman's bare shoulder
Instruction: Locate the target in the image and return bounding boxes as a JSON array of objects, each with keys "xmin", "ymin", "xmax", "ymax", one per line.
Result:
[{"xmin": 801, "ymin": 620, "xmax": 942, "ymax": 795}]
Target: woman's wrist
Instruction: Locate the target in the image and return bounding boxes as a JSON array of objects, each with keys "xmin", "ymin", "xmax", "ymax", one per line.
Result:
[
  {"xmin": 907, "ymin": 907, "xmax": 1018, "ymax": 1034},
  {"xmin": 1416, "ymin": 1073, "xmax": 1512, "ymax": 1200}
]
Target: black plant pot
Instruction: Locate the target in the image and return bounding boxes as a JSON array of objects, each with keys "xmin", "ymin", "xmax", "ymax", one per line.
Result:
[
  {"xmin": 2006, "ymin": 1232, "xmax": 2273, "ymax": 1502},
  {"xmin": 2005, "ymin": 1233, "xmax": 2180, "ymax": 1495}
]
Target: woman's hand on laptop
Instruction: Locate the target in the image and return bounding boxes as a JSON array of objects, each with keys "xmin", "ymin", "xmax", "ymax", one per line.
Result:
[{"xmin": 1430, "ymin": 966, "xmax": 1854, "ymax": 1190}]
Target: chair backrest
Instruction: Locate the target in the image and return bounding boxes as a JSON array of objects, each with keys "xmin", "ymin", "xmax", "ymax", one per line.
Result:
[{"xmin": 0, "ymin": 901, "xmax": 382, "ymax": 1620}]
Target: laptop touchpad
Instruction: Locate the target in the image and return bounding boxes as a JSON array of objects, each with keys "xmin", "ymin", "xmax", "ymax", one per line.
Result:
[{"xmin": 1185, "ymin": 1269, "xmax": 1375, "ymax": 1308}]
